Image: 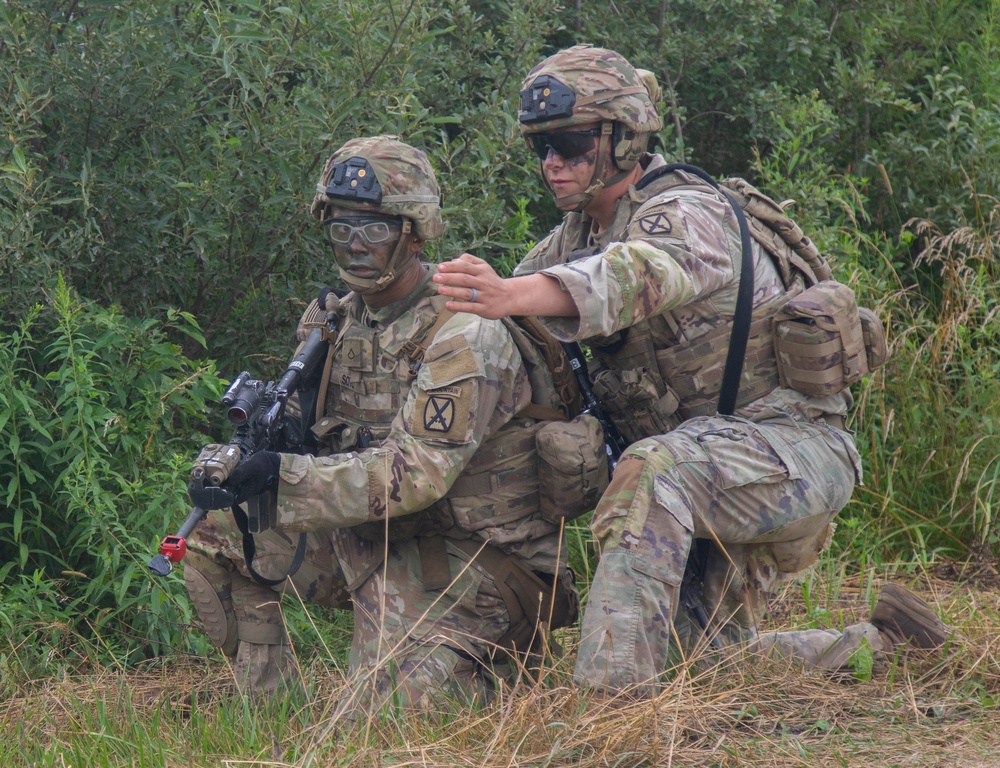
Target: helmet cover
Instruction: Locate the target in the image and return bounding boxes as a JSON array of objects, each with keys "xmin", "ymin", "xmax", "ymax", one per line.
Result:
[
  {"xmin": 310, "ymin": 135, "xmax": 444, "ymax": 241},
  {"xmin": 519, "ymin": 45, "xmax": 662, "ymax": 170}
]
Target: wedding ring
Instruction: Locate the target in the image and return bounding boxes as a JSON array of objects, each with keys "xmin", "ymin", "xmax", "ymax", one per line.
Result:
[{"xmin": 470, "ymin": 287, "xmax": 479, "ymax": 303}]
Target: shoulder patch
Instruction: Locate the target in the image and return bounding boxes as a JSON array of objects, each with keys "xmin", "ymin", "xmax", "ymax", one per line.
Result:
[
  {"xmin": 410, "ymin": 385, "xmax": 471, "ymax": 441},
  {"xmin": 629, "ymin": 199, "xmax": 686, "ymax": 243}
]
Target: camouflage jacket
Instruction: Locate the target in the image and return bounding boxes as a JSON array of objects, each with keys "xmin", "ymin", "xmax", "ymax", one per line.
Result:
[
  {"xmin": 514, "ymin": 154, "xmax": 854, "ymax": 438},
  {"xmin": 275, "ymin": 265, "xmax": 566, "ymax": 575}
]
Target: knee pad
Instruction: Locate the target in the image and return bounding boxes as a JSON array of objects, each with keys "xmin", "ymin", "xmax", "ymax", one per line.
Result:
[{"xmin": 184, "ymin": 553, "xmax": 238, "ymax": 657}]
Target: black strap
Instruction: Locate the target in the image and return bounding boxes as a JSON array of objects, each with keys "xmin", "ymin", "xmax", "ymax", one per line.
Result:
[
  {"xmin": 232, "ymin": 504, "xmax": 307, "ymax": 588},
  {"xmin": 717, "ymin": 187, "xmax": 754, "ymax": 415},
  {"xmin": 635, "ymin": 162, "xmax": 754, "ymax": 415}
]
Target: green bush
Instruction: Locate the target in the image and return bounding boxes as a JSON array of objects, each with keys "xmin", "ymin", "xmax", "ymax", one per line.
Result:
[
  {"xmin": 0, "ymin": 276, "xmax": 222, "ymax": 672},
  {"xmin": 0, "ymin": 0, "xmax": 556, "ymax": 374}
]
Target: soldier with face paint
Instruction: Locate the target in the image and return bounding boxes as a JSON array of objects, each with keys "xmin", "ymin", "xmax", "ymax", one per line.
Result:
[
  {"xmin": 434, "ymin": 46, "xmax": 952, "ymax": 696},
  {"xmin": 183, "ymin": 135, "xmax": 578, "ymax": 713}
]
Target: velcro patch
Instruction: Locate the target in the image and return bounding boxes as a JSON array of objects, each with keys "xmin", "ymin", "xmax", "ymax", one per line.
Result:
[
  {"xmin": 629, "ymin": 200, "xmax": 686, "ymax": 242},
  {"xmin": 424, "ymin": 344, "xmax": 481, "ymax": 388},
  {"xmin": 410, "ymin": 385, "xmax": 471, "ymax": 441}
]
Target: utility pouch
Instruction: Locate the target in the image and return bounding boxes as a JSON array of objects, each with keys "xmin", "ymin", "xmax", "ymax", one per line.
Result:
[
  {"xmin": 591, "ymin": 368, "xmax": 679, "ymax": 443},
  {"xmin": 535, "ymin": 414, "xmax": 609, "ymax": 524},
  {"xmin": 858, "ymin": 306, "xmax": 888, "ymax": 372},
  {"xmin": 773, "ymin": 280, "xmax": 870, "ymax": 396}
]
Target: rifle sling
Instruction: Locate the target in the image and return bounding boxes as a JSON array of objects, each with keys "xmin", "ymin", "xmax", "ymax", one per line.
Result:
[{"xmin": 232, "ymin": 503, "xmax": 307, "ymax": 588}]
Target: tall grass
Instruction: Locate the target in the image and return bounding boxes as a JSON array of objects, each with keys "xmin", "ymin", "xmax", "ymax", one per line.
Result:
[
  {"xmin": 840, "ymin": 190, "xmax": 1000, "ymax": 564},
  {"xmin": 2, "ymin": 566, "xmax": 997, "ymax": 767},
  {"xmin": 0, "ymin": 277, "xmax": 223, "ymax": 674}
]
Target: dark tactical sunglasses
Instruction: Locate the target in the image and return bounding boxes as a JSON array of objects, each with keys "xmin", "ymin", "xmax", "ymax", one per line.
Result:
[
  {"xmin": 323, "ymin": 215, "xmax": 402, "ymax": 246},
  {"xmin": 527, "ymin": 127, "xmax": 602, "ymax": 162}
]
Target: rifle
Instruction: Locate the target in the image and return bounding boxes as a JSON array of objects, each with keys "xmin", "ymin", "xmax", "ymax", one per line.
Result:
[
  {"xmin": 561, "ymin": 340, "xmax": 723, "ymax": 648},
  {"xmin": 561, "ymin": 341, "xmax": 629, "ymax": 473},
  {"xmin": 148, "ymin": 314, "xmax": 335, "ymax": 579}
]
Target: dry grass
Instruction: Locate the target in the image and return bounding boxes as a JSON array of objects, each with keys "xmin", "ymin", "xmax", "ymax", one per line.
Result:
[{"xmin": 3, "ymin": 566, "xmax": 998, "ymax": 768}]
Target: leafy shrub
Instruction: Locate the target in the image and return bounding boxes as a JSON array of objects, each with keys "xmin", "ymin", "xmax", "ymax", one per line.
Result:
[
  {"xmin": 0, "ymin": 0, "xmax": 558, "ymax": 375},
  {"xmin": 0, "ymin": 276, "xmax": 222, "ymax": 672}
]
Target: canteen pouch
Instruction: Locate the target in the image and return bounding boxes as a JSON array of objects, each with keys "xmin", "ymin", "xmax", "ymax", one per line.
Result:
[{"xmin": 536, "ymin": 414, "xmax": 609, "ymax": 524}]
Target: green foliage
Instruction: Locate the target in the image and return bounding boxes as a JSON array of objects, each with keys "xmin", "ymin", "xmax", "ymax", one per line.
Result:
[
  {"xmin": 831, "ymin": 191, "xmax": 1000, "ymax": 563},
  {"xmin": 0, "ymin": 0, "xmax": 560, "ymax": 373},
  {"xmin": 0, "ymin": 276, "xmax": 223, "ymax": 673}
]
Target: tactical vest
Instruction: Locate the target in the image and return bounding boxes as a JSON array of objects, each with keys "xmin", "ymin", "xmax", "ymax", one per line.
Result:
[
  {"xmin": 297, "ymin": 282, "xmax": 552, "ymax": 549},
  {"xmin": 568, "ymin": 167, "xmax": 828, "ymax": 444}
]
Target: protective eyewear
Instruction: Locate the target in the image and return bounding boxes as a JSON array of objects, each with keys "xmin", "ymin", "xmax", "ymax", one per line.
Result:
[
  {"xmin": 528, "ymin": 128, "xmax": 602, "ymax": 162},
  {"xmin": 323, "ymin": 216, "xmax": 401, "ymax": 246}
]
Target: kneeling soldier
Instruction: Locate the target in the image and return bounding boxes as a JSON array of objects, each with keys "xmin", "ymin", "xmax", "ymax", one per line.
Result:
[{"xmin": 184, "ymin": 135, "xmax": 578, "ymax": 712}]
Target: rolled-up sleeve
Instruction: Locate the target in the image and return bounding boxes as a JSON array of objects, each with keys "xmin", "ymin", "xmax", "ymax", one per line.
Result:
[{"xmin": 536, "ymin": 189, "xmax": 740, "ymax": 341}]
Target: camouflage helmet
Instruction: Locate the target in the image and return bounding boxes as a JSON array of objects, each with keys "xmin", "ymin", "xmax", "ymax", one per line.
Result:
[
  {"xmin": 310, "ymin": 135, "xmax": 444, "ymax": 241},
  {"xmin": 519, "ymin": 45, "xmax": 662, "ymax": 171}
]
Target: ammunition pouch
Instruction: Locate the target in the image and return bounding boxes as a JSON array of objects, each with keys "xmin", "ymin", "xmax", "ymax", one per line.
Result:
[
  {"xmin": 535, "ymin": 414, "xmax": 609, "ymax": 524},
  {"xmin": 590, "ymin": 366, "xmax": 680, "ymax": 443}
]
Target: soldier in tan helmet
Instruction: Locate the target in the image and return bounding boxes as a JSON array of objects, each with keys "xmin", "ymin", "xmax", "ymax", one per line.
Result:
[
  {"xmin": 434, "ymin": 45, "xmax": 953, "ymax": 696},
  {"xmin": 183, "ymin": 135, "xmax": 578, "ymax": 713}
]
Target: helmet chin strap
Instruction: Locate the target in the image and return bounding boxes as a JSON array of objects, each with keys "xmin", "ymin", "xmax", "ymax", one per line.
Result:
[
  {"xmin": 337, "ymin": 220, "xmax": 416, "ymax": 295},
  {"xmin": 548, "ymin": 123, "xmax": 630, "ymax": 213}
]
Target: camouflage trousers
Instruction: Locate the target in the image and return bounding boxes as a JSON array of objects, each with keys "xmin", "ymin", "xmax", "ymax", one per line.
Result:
[
  {"xmin": 186, "ymin": 511, "xmax": 513, "ymax": 713},
  {"xmin": 573, "ymin": 414, "xmax": 863, "ymax": 696}
]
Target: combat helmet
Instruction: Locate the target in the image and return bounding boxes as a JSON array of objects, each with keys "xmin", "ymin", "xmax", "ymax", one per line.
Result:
[
  {"xmin": 519, "ymin": 45, "xmax": 662, "ymax": 210},
  {"xmin": 310, "ymin": 135, "xmax": 444, "ymax": 293}
]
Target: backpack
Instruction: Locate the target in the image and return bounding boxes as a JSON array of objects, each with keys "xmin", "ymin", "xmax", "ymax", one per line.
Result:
[
  {"xmin": 641, "ymin": 164, "xmax": 888, "ymax": 405},
  {"xmin": 717, "ymin": 175, "xmax": 888, "ymax": 397}
]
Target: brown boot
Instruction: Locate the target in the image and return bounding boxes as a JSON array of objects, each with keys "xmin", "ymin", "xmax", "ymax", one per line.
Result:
[{"xmin": 871, "ymin": 584, "xmax": 952, "ymax": 650}]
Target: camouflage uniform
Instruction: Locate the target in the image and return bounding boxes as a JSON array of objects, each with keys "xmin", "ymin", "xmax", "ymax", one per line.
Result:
[
  {"xmin": 185, "ymin": 137, "xmax": 577, "ymax": 711},
  {"xmin": 515, "ymin": 46, "xmax": 879, "ymax": 695}
]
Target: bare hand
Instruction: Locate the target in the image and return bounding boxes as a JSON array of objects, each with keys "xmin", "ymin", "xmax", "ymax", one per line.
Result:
[
  {"xmin": 435, "ymin": 253, "xmax": 580, "ymax": 320},
  {"xmin": 434, "ymin": 253, "xmax": 511, "ymax": 319}
]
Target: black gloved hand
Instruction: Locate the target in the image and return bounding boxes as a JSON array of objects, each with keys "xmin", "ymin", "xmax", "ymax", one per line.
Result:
[{"xmin": 226, "ymin": 451, "xmax": 282, "ymax": 505}]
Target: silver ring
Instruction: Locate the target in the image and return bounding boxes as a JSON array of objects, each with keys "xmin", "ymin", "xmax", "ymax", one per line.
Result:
[{"xmin": 469, "ymin": 287, "xmax": 479, "ymax": 303}]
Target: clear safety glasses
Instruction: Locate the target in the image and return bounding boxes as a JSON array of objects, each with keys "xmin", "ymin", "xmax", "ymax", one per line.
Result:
[{"xmin": 323, "ymin": 216, "xmax": 402, "ymax": 246}]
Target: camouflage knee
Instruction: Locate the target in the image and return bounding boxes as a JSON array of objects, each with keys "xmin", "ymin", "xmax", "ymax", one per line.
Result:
[
  {"xmin": 184, "ymin": 551, "xmax": 238, "ymax": 657},
  {"xmin": 229, "ymin": 571, "xmax": 288, "ymax": 648}
]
